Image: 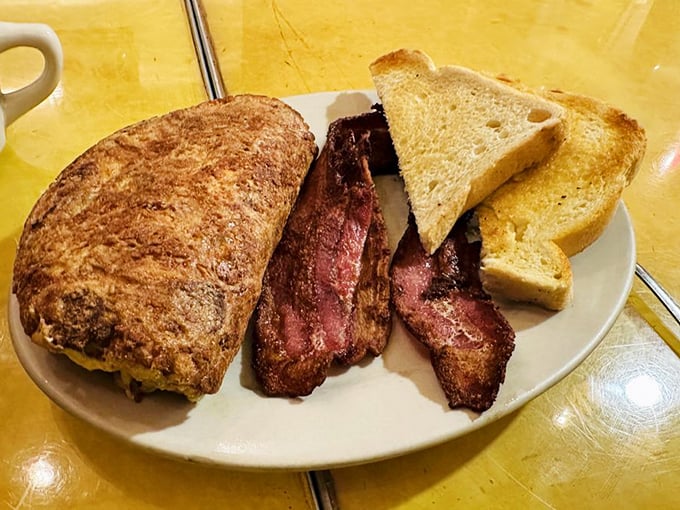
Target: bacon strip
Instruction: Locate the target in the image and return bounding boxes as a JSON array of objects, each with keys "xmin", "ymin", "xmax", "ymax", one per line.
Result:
[
  {"xmin": 253, "ymin": 112, "xmax": 392, "ymax": 397},
  {"xmin": 390, "ymin": 214, "xmax": 515, "ymax": 411}
]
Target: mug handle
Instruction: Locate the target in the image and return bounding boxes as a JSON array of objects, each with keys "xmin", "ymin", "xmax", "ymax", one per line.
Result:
[{"xmin": 0, "ymin": 23, "xmax": 63, "ymax": 126}]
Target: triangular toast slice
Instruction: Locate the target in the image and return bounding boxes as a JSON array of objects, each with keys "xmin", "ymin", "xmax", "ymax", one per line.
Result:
[
  {"xmin": 476, "ymin": 81, "xmax": 646, "ymax": 310},
  {"xmin": 370, "ymin": 49, "xmax": 565, "ymax": 253}
]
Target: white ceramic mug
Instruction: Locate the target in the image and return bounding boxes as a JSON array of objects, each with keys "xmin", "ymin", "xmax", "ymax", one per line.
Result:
[{"xmin": 0, "ymin": 21, "xmax": 63, "ymax": 151}]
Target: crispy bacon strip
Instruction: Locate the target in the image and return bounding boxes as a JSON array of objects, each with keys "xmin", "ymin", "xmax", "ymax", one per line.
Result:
[
  {"xmin": 390, "ymin": 214, "xmax": 515, "ymax": 411},
  {"xmin": 253, "ymin": 112, "xmax": 392, "ymax": 397}
]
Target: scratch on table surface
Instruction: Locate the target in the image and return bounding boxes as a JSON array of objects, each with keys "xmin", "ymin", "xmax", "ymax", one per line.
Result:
[
  {"xmin": 562, "ymin": 394, "xmax": 604, "ymax": 448},
  {"xmin": 605, "ymin": 339, "xmax": 659, "ymax": 350},
  {"xmin": 489, "ymin": 457, "xmax": 558, "ymax": 509},
  {"xmin": 644, "ymin": 455, "xmax": 680, "ymax": 477},
  {"xmin": 596, "ymin": 461, "xmax": 625, "ymax": 501},
  {"xmin": 271, "ymin": 0, "xmax": 311, "ymax": 91},
  {"xmin": 8, "ymin": 484, "xmax": 31, "ymax": 510},
  {"xmin": 583, "ymin": 448, "xmax": 680, "ymax": 500}
]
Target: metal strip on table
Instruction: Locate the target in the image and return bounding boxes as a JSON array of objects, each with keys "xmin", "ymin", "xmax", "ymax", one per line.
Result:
[
  {"xmin": 307, "ymin": 471, "xmax": 339, "ymax": 510},
  {"xmin": 635, "ymin": 262, "xmax": 680, "ymax": 328},
  {"xmin": 184, "ymin": 0, "xmax": 225, "ymax": 100},
  {"xmin": 182, "ymin": 2, "xmax": 332, "ymax": 509}
]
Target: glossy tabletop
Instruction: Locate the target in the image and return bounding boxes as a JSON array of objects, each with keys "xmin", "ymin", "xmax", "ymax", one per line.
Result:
[
  {"xmin": 1, "ymin": 1, "xmax": 679, "ymax": 509},
  {"xmin": 0, "ymin": 2, "xmax": 314, "ymax": 509},
  {"xmin": 202, "ymin": 0, "xmax": 680, "ymax": 508}
]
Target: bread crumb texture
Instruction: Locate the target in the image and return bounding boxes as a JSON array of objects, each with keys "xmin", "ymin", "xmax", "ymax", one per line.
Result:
[
  {"xmin": 370, "ymin": 49, "xmax": 565, "ymax": 254},
  {"xmin": 477, "ymin": 87, "xmax": 646, "ymax": 310}
]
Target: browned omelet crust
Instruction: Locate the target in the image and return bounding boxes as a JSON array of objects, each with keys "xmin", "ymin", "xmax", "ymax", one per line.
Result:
[{"xmin": 12, "ymin": 95, "xmax": 317, "ymax": 400}]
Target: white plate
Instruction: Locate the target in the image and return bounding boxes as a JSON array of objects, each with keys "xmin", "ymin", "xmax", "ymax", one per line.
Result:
[{"xmin": 9, "ymin": 90, "xmax": 636, "ymax": 471}]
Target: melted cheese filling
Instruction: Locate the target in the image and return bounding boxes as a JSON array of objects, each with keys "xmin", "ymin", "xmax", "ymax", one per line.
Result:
[{"xmin": 32, "ymin": 328, "xmax": 201, "ymax": 401}]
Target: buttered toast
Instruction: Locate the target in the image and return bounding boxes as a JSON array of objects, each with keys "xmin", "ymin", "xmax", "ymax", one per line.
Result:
[
  {"xmin": 370, "ymin": 49, "xmax": 565, "ymax": 254},
  {"xmin": 476, "ymin": 83, "xmax": 646, "ymax": 310}
]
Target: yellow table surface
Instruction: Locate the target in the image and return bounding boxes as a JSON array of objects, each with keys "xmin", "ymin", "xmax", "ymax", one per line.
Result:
[
  {"xmin": 204, "ymin": 0, "xmax": 680, "ymax": 508},
  {"xmin": 1, "ymin": 0, "xmax": 679, "ymax": 508},
  {"xmin": 0, "ymin": 2, "xmax": 314, "ymax": 509}
]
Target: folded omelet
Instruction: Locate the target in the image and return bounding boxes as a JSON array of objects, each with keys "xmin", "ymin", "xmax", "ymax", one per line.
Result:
[{"xmin": 12, "ymin": 95, "xmax": 317, "ymax": 400}]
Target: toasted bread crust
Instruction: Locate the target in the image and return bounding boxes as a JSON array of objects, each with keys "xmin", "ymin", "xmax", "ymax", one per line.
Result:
[
  {"xmin": 370, "ymin": 49, "xmax": 565, "ymax": 254},
  {"xmin": 12, "ymin": 95, "xmax": 317, "ymax": 399},
  {"xmin": 477, "ymin": 84, "xmax": 646, "ymax": 310}
]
